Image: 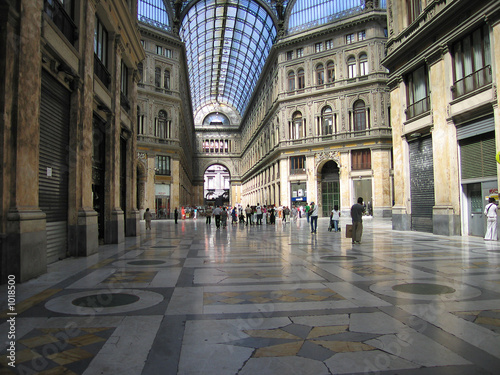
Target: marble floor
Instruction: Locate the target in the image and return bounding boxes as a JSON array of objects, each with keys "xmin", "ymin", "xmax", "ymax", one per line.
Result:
[{"xmin": 2, "ymin": 217, "xmax": 500, "ymax": 374}]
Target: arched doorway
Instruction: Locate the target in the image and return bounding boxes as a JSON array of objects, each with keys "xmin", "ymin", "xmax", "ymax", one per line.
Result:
[
  {"xmin": 204, "ymin": 164, "xmax": 231, "ymax": 207},
  {"xmin": 321, "ymin": 161, "xmax": 340, "ymax": 216}
]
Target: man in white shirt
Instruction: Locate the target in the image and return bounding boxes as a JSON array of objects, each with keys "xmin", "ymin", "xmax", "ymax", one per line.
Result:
[
  {"xmin": 256, "ymin": 204, "xmax": 263, "ymax": 225},
  {"xmin": 309, "ymin": 202, "xmax": 318, "ymax": 233}
]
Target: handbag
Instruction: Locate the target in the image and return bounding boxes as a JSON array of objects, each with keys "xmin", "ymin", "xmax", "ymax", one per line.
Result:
[{"xmin": 346, "ymin": 224, "xmax": 353, "ymax": 238}]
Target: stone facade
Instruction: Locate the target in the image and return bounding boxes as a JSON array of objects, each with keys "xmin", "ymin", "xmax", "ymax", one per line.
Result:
[
  {"xmin": 0, "ymin": 0, "xmax": 144, "ymax": 282},
  {"xmin": 384, "ymin": 0, "xmax": 500, "ymax": 236},
  {"xmin": 237, "ymin": 8, "xmax": 392, "ymax": 217},
  {"xmin": 136, "ymin": 22, "xmax": 195, "ymax": 218}
]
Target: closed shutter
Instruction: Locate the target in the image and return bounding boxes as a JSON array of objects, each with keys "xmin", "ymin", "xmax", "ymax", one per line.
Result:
[
  {"xmin": 409, "ymin": 136, "xmax": 435, "ymax": 232},
  {"xmin": 456, "ymin": 116, "xmax": 494, "ymax": 140},
  {"xmin": 39, "ymin": 70, "xmax": 70, "ymax": 263},
  {"xmin": 460, "ymin": 132, "xmax": 496, "ymax": 180}
]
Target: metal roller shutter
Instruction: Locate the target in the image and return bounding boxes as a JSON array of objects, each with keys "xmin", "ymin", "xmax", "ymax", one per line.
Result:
[
  {"xmin": 409, "ymin": 136, "xmax": 435, "ymax": 232},
  {"xmin": 39, "ymin": 70, "xmax": 70, "ymax": 263},
  {"xmin": 460, "ymin": 132, "xmax": 496, "ymax": 180}
]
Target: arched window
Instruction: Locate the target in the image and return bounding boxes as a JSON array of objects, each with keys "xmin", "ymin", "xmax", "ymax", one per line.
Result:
[
  {"xmin": 288, "ymin": 71, "xmax": 295, "ymax": 91},
  {"xmin": 290, "ymin": 111, "xmax": 303, "ymax": 139},
  {"xmin": 316, "ymin": 63, "xmax": 324, "ymax": 85},
  {"xmin": 155, "ymin": 67, "xmax": 161, "ymax": 87},
  {"xmin": 157, "ymin": 110, "xmax": 170, "ymax": 138},
  {"xmin": 137, "ymin": 62, "xmax": 143, "ymax": 83},
  {"xmin": 348, "ymin": 56, "xmax": 356, "ymax": 78},
  {"xmin": 164, "ymin": 69, "xmax": 170, "ymax": 89},
  {"xmin": 322, "ymin": 106, "xmax": 333, "ymax": 135},
  {"xmin": 353, "ymin": 100, "xmax": 366, "ymax": 132},
  {"xmin": 297, "ymin": 68, "xmax": 305, "ymax": 89},
  {"xmin": 359, "ymin": 53, "xmax": 368, "ymax": 76},
  {"xmin": 327, "ymin": 61, "xmax": 335, "ymax": 83}
]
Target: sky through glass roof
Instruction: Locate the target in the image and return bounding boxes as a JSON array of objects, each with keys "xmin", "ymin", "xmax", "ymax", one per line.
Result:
[{"xmin": 179, "ymin": 0, "xmax": 277, "ymax": 118}]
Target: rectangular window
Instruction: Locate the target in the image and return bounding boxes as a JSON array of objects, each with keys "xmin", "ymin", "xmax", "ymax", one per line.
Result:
[
  {"xmin": 121, "ymin": 60, "xmax": 128, "ymax": 96},
  {"xmin": 155, "ymin": 155, "xmax": 170, "ymax": 175},
  {"xmin": 94, "ymin": 16, "xmax": 108, "ymax": 66},
  {"xmin": 141, "ymin": 40, "xmax": 145, "ymax": 48},
  {"xmin": 156, "ymin": 45, "xmax": 163, "ymax": 55},
  {"xmin": 325, "ymin": 40, "xmax": 333, "ymax": 50},
  {"xmin": 315, "ymin": 42, "xmax": 323, "ymax": 53},
  {"xmin": 406, "ymin": 65, "xmax": 430, "ymax": 119},
  {"xmin": 452, "ymin": 25, "xmax": 492, "ymax": 99},
  {"xmin": 352, "ymin": 149, "xmax": 371, "ymax": 170},
  {"xmin": 290, "ymin": 156, "xmax": 306, "ymax": 174},
  {"xmin": 358, "ymin": 30, "xmax": 366, "ymax": 41},
  {"xmin": 296, "ymin": 48, "xmax": 304, "ymax": 58},
  {"xmin": 407, "ymin": 0, "xmax": 422, "ymax": 24},
  {"xmin": 346, "ymin": 33, "xmax": 355, "ymax": 44},
  {"xmin": 164, "ymin": 48, "xmax": 172, "ymax": 58},
  {"xmin": 286, "ymin": 51, "xmax": 294, "ymax": 60}
]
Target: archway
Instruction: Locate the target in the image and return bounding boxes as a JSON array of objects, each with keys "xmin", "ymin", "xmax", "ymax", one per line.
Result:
[
  {"xmin": 204, "ymin": 164, "xmax": 231, "ymax": 207},
  {"xmin": 320, "ymin": 160, "xmax": 340, "ymax": 216}
]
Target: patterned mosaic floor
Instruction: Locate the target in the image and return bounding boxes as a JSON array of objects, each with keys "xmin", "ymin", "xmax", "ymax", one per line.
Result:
[{"xmin": 1, "ymin": 217, "xmax": 500, "ymax": 374}]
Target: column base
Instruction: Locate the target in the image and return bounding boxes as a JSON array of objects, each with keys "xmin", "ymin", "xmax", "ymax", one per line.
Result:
[
  {"xmin": 106, "ymin": 209, "xmax": 125, "ymax": 244},
  {"xmin": 433, "ymin": 206, "xmax": 461, "ymax": 236},
  {"xmin": 392, "ymin": 206, "xmax": 411, "ymax": 231},
  {"xmin": 68, "ymin": 208, "xmax": 99, "ymax": 257},
  {"xmin": 373, "ymin": 207, "xmax": 392, "ymax": 218},
  {"xmin": 4, "ymin": 209, "xmax": 47, "ymax": 283},
  {"xmin": 126, "ymin": 210, "xmax": 140, "ymax": 237}
]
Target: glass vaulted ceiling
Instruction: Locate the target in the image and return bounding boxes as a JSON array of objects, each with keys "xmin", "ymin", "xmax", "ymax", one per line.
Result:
[{"xmin": 179, "ymin": 0, "xmax": 277, "ymax": 117}]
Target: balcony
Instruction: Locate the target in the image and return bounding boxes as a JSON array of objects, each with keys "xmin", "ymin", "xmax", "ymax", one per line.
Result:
[
  {"xmin": 406, "ymin": 96, "xmax": 430, "ymax": 120},
  {"xmin": 452, "ymin": 66, "xmax": 492, "ymax": 100},
  {"xmin": 120, "ymin": 92, "xmax": 130, "ymax": 113},
  {"xmin": 94, "ymin": 54, "xmax": 111, "ymax": 89},
  {"xmin": 290, "ymin": 168, "xmax": 306, "ymax": 175},
  {"xmin": 44, "ymin": 0, "xmax": 78, "ymax": 44}
]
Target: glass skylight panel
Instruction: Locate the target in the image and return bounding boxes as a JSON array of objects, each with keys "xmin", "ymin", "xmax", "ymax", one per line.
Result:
[
  {"xmin": 180, "ymin": 0, "xmax": 276, "ymax": 117},
  {"xmin": 138, "ymin": 0, "xmax": 169, "ymax": 27}
]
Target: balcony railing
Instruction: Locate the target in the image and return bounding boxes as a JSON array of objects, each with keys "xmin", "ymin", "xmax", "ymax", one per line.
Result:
[
  {"xmin": 406, "ymin": 95, "xmax": 430, "ymax": 120},
  {"xmin": 120, "ymin": 92, "xmax": 130, "ymax": 113},
  {"xmin": 44, "ymin": 0, "xmax": 78, "ymax": 44},
  {"xmin": 94, "ymin": 54, "xmax": 111, "ymax": 89},
  {"xmin": 452, "ymin": 65, "xmax": 492, "ymax": 100},
  {"xmin": 155, "ymin": 169, "xmax": 171, "ymax": 176},
  {"xmin": 290, "ymin": 168, "xmax": 306, "ymax": 175}
]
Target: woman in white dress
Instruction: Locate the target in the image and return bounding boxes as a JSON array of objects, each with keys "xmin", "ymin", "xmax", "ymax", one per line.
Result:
[{"xmin": 484, "ymin": 197, "xmax": 498, "ymax": 241}]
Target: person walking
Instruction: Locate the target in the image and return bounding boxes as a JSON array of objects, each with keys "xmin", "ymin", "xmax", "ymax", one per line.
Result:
[
  {"xmin": 330, "ymin": 205, "xmax": 341, "ymax": 232},
  {"xmin": 283, "ymin": 206, "xmax": 290, "ymax": 223},
  {"xmin": 484, "ymin": 197, "xmax": 498, "ymax": 241},
  {"xmin": 351, "ymin": 197, "xmax": 365, "ymax": 244},
  {"xmin": 309, "ymin": 202, "xmax": 318, "ymax": 233},
  {"xmin": 205, "ymin": 206, "xmax": 212, "ymax": 225},
  {"xmin": 174, "ymin": 207, "xmax": 179, "ymax": 224},
  {"xmin": 213, "ymin": 205, "xmax": 222, "ymax": 229},
  {"xmin": 144, "ymin": 208, "xmax": 152, "ymax": 230},
  {"xmin": 256, "ymin": 203, "xmax": 263, "ymax": 225},
  {"xmin": 305, "ymin": 203, "xmax": 310, "ymax": 223}
]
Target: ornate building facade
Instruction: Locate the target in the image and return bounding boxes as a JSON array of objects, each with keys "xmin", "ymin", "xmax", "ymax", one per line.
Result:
[
  {"xmin": 0, "ymin": 0, "xmax": 144, "ymax": 281},
  {"xmin": 383, "ymin": 0, "xmax": 500, "ymax": 235}
]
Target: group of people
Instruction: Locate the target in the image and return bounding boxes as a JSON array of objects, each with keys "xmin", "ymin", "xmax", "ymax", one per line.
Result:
[{"xmin": 143, "ymin": 195, "xmax": 498, "ymax": 242}]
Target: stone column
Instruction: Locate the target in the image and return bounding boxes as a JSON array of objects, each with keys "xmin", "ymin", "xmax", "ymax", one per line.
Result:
[
  {"xmin": 70, "ymin": 0, "xmax": 99, "ymax": 256},
  {"xmin": 390, "ymin": 78, "xmax": 411, "ymax": 230},
  {"xmin": 430, "ymin": 51, "xmax": 460, "ymax": 235},
  {"xmin": 5, "ymin": 0, "xmax": 47, "ymax": 282},
  {"xmin": 105, "ymin": 34, "xmax": 124, "ymax": 244},
  {"xmin": 339, "ymin": 151, "xmax": 350, "ymax": 216},
  {"xmin": 279, "ymin": 158, "xmax": 289, "ymax": 206},
  {"xmin": 126, "ymin": 69, "xmax": 141, "ymax": 236},
  {"xmin": 371, "ymin": 148, "xmax": 392, "ymax": 217}
]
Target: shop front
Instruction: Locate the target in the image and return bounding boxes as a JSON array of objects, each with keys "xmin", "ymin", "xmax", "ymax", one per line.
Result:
[{"xmin": 155, "ymin": 184, "xmax": 170, "ymax": 219}]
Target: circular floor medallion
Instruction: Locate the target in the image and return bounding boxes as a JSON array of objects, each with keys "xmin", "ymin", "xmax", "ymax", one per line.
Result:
[
  {"xmin": 72, "ymin": 293, "xmax": 140, "ymax": 308},
  {"xmin": 151, "ymin": 245, "xmax": 177, "ymax": 248},
  {"xmin": 414, "ymin": 238, "xmax": 439, "ymax": 242},
  {"xmin": 321, "ymin": 255, "xmax": 358, "ymax": 261},
  {"xmin": 370, "ymin": 280, "xmax": 481, "ymax": 301},
  {"xmin": 127, "ymin": 260, "xmax": 166, "ymax": 266},
  {"xmin": 45, "ymin": 289, "xmax": 164, "ymax": 315},
  {"xmin": 392, "ymin": 283, "xmax": 456, "ymax": 295}
]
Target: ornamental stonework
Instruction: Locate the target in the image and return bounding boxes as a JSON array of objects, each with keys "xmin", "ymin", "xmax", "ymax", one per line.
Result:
[{"xmin": 315, "ymin": 151, "xmax": 341, "ymax": 169}]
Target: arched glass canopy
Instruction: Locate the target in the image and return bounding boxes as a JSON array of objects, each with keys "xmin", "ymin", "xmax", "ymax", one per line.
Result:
[
  {"xmin": 138, "ymin": 0, "xmax": 171, "ymax": 31},
  {"xmin": 179, "ymin": 0, "xmax": 277, "ymax": 118}
]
